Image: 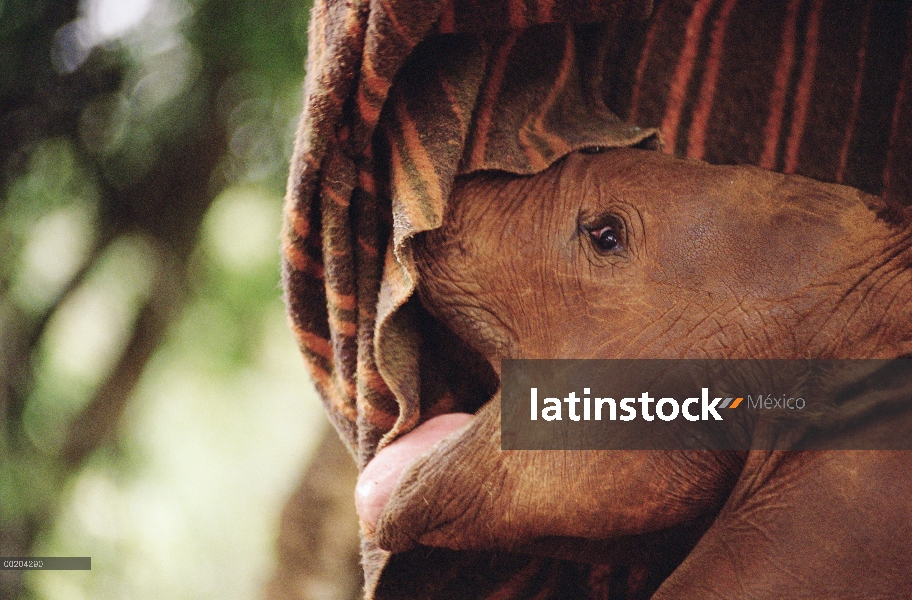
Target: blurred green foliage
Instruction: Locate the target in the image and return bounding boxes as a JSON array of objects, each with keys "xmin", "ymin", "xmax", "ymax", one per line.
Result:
[{"xmin": 0, "ymin": 1, "xmax": 323, "ymax": 598}]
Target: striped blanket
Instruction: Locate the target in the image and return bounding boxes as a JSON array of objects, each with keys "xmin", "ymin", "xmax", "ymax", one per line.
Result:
[{"xmin": 281, "ymin": 0, "xmax": 912, "ymax": 597}]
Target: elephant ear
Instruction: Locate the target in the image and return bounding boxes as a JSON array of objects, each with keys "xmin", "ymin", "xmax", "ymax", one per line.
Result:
[{"xmin": 371, "ymin": 396, "xmax": 741, "ymax": 555}]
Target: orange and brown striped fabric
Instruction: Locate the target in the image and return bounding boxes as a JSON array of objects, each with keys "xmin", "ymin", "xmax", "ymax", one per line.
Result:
[
  {"xmin": 604, "ymin": 0, "xmax": 912, "ymax": 206},
  {"xmin": 283, "ymin": 0, "xmax": 656, "ymax": 471},
  {"xmin": 283, "ymin": 0, "xmax": 912, "ymax": 597}
]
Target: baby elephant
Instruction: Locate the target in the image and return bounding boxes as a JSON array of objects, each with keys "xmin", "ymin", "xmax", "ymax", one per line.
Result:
[{"xmin": 356, "ymin": 149, "xmax": 912, "ymax": 599}]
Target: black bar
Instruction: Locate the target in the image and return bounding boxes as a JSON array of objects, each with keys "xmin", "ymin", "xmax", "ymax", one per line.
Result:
[{"xmin": 502, "ymin": 359, "xmax": 912, "ymax": 450}]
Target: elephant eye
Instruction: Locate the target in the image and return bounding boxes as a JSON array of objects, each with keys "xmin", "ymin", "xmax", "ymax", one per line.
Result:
[
  {"xmin": 580, "ymin": 213, "xmax": 626, "ymax": 257},
  {"xmin": 590, "ymin": 225, "xmax": 619, "ymax": 251}
]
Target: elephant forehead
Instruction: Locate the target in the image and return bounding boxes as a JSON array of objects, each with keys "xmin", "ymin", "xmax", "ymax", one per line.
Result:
[{"xmin": 429, "ymin": 169, "xmax": 581, "ymax": 273}]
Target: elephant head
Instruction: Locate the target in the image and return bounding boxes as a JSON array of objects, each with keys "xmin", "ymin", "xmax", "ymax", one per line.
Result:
[
  {"xmin": 355, "ymin": 149, "xmax": 912, "ymax": 598},
  {"xmin": 413, "ymin": 148, "xmax": 912, "ymax": 364}
]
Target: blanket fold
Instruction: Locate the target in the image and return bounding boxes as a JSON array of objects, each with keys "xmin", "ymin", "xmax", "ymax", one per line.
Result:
[{"xmin": 283, "ymin": 0, "xmax": 656, "ymax": 596}]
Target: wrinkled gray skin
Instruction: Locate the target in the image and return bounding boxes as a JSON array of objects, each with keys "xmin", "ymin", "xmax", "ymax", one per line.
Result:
[{"xmin": 363, "ymin": 149, "xmax": 912, "ymax": 599}]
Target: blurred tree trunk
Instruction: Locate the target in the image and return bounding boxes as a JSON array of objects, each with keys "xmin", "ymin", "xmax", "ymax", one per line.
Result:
[{"xmin": 264, "ymin": 427, "xmax": 364, "ymax": 600}]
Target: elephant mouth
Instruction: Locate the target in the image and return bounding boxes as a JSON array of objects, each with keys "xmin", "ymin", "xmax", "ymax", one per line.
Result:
[{"xmin": 418, "ymin": 325, "xmax": 723, "ymax": 599}]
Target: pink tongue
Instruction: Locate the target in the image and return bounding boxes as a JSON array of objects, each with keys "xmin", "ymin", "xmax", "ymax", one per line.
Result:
[{"xmin": 355, "ymin": 412, "xmax": 473, "ymax": 531}]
